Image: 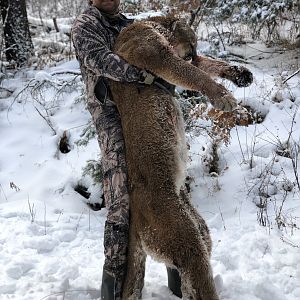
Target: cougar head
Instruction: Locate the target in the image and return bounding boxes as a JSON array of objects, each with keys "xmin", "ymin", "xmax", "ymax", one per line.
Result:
[
  {"xmin": 147, "ymin": 16, "xmax": 198, "ymax": 62},
  {"xmin": 170, "ymin": 19, "xmax": 197, "ymax": 62}
]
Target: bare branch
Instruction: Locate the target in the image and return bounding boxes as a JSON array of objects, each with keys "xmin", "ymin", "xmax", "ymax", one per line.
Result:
[
  {"xmin": 283, "ymin": 68, "xmax": 300, "ymax": 84},
  {"xmin": 34, "ymin": 106, "xmax": 57, "ymax": 135}
]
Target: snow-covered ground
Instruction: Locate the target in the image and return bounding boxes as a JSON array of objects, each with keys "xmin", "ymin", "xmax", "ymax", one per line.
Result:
[{"xmin": 0, "ymin": 31, "xmax": 300, "ymax": 300}]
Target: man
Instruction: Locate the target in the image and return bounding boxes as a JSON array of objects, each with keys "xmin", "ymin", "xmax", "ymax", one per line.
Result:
[{"xmin": 71, "ymin": 1, "xmax": 155, "ymax": 299}]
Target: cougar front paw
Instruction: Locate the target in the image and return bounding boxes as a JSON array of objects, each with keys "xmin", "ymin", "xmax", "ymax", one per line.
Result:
[
  {"xmin": 212, "ymin": 93, "xmax": 237, "ymax": 112},
  {"xmin": 229, "ymin": 66, "xmax": 253, "ymax": 87}
]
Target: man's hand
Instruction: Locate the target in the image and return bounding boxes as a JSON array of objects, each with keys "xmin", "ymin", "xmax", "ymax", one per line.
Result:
[{"xmin": 139, "ymin": 70, "xmax": 155, "ymax": 85}]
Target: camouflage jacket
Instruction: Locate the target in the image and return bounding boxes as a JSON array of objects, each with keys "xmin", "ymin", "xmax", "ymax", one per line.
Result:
[{"xmin": 71, "ymin": 5, "xmax": 142, "ymax": 104}]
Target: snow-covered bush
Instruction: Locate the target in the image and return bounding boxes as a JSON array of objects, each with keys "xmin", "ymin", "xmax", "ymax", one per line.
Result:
[
  {"xmin": 27, "ymin": 0, "xmax": 87, "ymax": 19},
  {"xmin": 201, "ymin": 0, "xmax": 299, "ymax": 44},
  {"xmin": 82, "ymin": 159, "xmax": 104, "ymax": 184}
]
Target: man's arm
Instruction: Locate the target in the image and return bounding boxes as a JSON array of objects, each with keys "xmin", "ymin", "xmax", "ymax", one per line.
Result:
[{"xmin": 71, "ymin": 14, "xmax": 142, "ymax": 83}]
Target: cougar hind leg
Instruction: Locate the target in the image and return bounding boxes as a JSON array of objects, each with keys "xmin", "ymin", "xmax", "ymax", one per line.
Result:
[
  {"xmin": 179, "ymin": 188, "xmax": 212, "ymax": 256},
  {"xmin": 141, "ymin": 189, "xmax": 219, "ymax": 300},
  {"xmin": 122, "ymin": 225, "xmax": 146, "ymax": 300},
  {"xmin": 174, "ymin": 239, "xmax": 218, "ymax": 300}
]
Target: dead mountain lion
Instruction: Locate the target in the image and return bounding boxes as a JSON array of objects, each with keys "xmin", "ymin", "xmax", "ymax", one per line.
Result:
[{"xmin": 109, "ymin": 16, "xmax": 253, "ymax": 300}]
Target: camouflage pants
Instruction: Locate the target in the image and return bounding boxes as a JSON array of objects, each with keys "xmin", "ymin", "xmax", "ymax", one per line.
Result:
[{"xmin": 87, "ymin": 96, "xmax": 129, "ymax": 300}]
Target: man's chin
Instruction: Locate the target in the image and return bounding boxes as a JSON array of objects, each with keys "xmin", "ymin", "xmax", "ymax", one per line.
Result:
[{"xmin": 101, "ymin": 5, "xmax": 118, "ymax": 14}]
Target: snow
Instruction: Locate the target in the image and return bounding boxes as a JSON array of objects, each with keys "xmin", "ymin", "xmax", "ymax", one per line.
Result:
[
  {"xmin": 1, "ymin": 21, "xmax": 300, "ymax": 300},
  {"xmin": 126, "ymin": 11, "xmax": 163, "ymax": 20},
  {"xmin": 28, "ymin": 17, "xmax": 73, "ymax": 34}
]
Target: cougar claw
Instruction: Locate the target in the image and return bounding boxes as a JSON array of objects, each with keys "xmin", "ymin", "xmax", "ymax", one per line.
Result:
[
  {"xmin": 233, "ymin": 105, "xmax": 248, "ymax": 113},
  {"xmin": 213, "ymin": 94, "xmax": 237, "ymax": 112},
  {"xmin": 231, "ymin": 66, "xmax": 253, "ymax": 87}
]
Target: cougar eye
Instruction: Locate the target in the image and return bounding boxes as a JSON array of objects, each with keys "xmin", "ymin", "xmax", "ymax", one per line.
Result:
[{"xmin": 183, "ymin": 54, "xmax": 193, "ymax": 61}]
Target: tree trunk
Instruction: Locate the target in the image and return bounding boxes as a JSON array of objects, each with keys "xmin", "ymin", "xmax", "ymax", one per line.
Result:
[{"xmin": 0, "ymin": 0, "xmax": 33, "ymax": 67}]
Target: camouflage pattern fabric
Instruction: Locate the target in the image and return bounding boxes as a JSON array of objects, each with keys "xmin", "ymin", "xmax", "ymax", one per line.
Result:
[
  {"xmin": 71, "ymin": 5, "xmax": 141, "ymax": 299},
  {"xmin": 71, "ymin": 5, "xmax": 142, "ymax": 106},
  {"xmin": 96, "ymin": 102, "xmax": 130, "ymax": 300}
]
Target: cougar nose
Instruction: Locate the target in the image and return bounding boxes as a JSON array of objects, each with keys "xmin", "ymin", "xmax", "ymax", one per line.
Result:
[{"xmin": 191, "ymin": 47, "xmax": 197, "ymax": 61}]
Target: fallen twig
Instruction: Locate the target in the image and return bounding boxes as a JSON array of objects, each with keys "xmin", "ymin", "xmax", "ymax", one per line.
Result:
[
  {"xmin": 50, "ymin": 70, "xmax": 81, "ymax": 76},
  {"xmin": 283, "ymin": 68, "xmax": 300, "ymax": 84},
  {"xmin": 280, "ymin": 236, "xmax": 300, "ymax": 248}
]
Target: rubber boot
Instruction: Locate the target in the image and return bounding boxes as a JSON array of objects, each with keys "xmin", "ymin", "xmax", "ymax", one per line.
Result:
[
  {"xmin": 167, "ymin": 267, "xmax": 182, "ymax": 298},
  {"xmin": 101, "ymin": 270, "xmax": 116, "ymax": 300}
]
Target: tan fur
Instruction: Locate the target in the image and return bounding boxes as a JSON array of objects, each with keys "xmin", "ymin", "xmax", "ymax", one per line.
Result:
[{"xmin": 108, "ymin": 17, "xmax": 231, "ymax": 300}]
